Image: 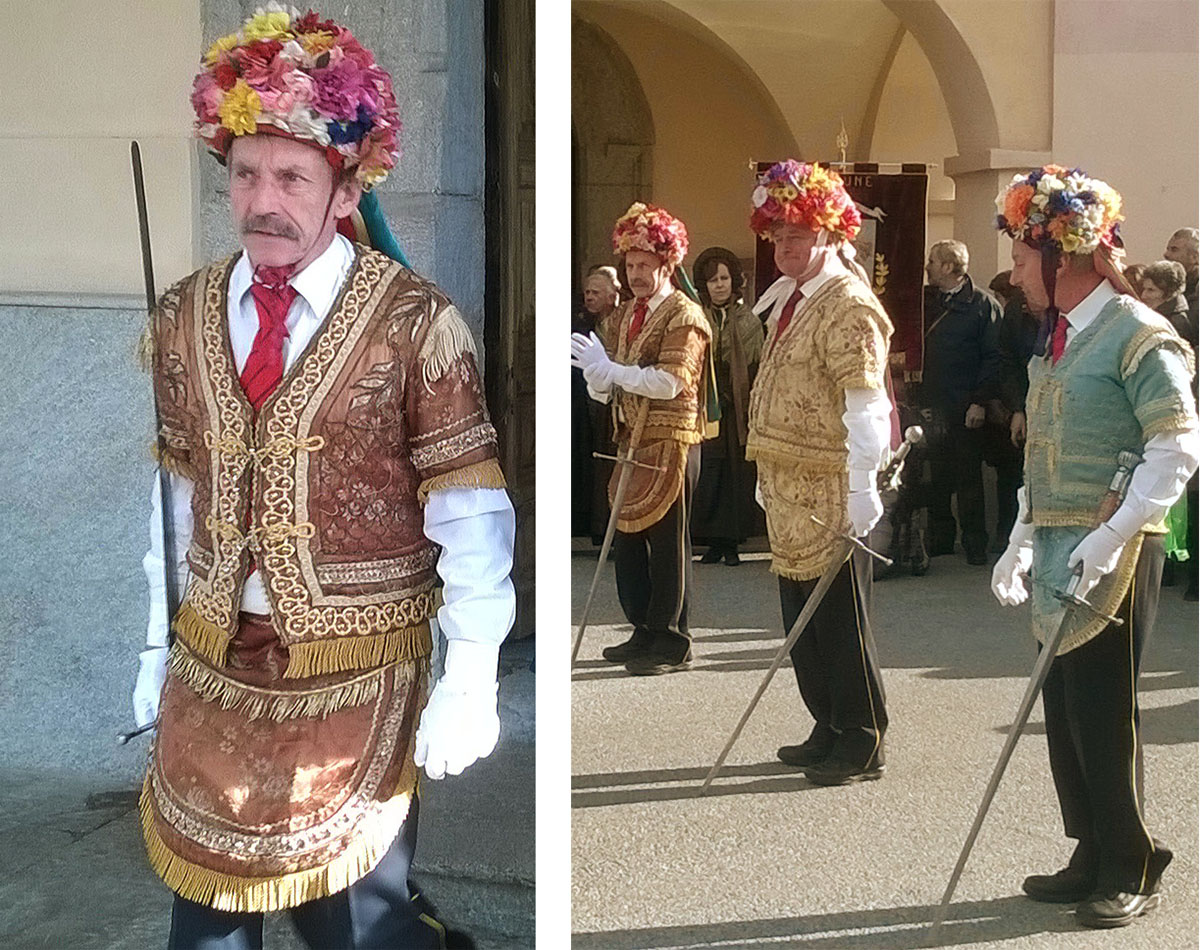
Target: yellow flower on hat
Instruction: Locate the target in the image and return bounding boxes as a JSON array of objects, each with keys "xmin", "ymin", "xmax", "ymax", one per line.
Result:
[
  {"xmin": 219, "ymin": 80, "xmax": 262, "ymax": 136},
  {"xmin": 300, "ymin": 30, "xmax": 336, "ymax": 56},
  {"xmin": 204, "ymin": 32, "xmax": 240, "ymax": 65},
  {"xmin": 242, "ymin": 8, "xmax": 293, "ymax": 43}
]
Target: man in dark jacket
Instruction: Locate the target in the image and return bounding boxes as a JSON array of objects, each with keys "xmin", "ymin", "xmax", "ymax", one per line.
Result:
[
  {"xmin": 994, "ymin": 280, "xmax": 1043, "ymax": 544},
  {"xmin": 920, "ymin": 240, "xmax": 1002, "ymax": 564}
]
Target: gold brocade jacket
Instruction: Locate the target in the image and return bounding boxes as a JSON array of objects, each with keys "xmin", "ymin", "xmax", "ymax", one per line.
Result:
[
  {"xmin": 149, "ymin": 247, "xmax": 505, "ymax": 679},
  {"xmin": 747, "ymin": 272, "xmax": 892, "ymax": 579},
  {"xmin": 607, "ymin": 290, "xmax": 711, "ymax": 533}
]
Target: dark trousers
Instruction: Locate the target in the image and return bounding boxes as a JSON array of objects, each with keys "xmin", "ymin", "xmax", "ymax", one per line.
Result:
[
  {"xmin": 779, "ymin": 548, "xmax": 888, "ymax": 757},
  {"xmin": 929, "ymin": 422, "xmax": 987, "ymax": 555},
  {"xmin": 1042, "ymin": 536, "xmax": 1167, "ymax": 893},
  {"xmin": 167, "ymin": 800, "xmax": 443, "ymax": 950},
  {"xmin": 613, "ymin": 445, "xmax": 699, "ymax": 658}
]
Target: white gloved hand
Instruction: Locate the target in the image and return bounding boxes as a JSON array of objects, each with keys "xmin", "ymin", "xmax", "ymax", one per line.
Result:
[
  {"xmin": 755, "ymin": 480, "xmax": 765, "ymax": 511},
  {"xmin": 846, "ymin": 470, "xmax": 882, "ymax": 537},
  {"xmin": 133, "ymin": 646, "xmax": 169, "ymax": 728},
  {"xmin": 570, "ymin": 332, "xmax": 611, "ymax": 372},
  {"xmin": 582, "ymin": 360, "xmax": 617, "ymax": 394},
  {"xmin": 1067, "ymin": 523, "xmax": 1126, "ymax": 599},
  {"xmin": 991, "ymin": 540, "xmax": 1033, "ymax": 606},
  {"xmin": 413, "ymin": 639, "xmax": 501, "ymax": 780}
]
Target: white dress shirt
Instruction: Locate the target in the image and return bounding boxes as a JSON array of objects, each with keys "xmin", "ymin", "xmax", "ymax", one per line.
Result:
[{"xmin": 143, "ymin": 235, "xmax": 515, "ymax": 657}]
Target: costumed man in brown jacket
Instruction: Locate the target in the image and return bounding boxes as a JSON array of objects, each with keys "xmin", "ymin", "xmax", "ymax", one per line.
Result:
[
  {"xmin": 747, "ymin": 161, "xmax": 894, "ymax": 785},
  {"xmin": 571, "ymin": 203, "xmax": 711, "ymax": 675},
  {"xmin": 131, "ymin": 9, "xmax": 513, "ymax": 948}
]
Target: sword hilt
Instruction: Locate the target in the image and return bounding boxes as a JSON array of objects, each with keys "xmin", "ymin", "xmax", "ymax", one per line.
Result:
[
  {"xmin": 117, "ymin": 719, "xmax": 158, "ymax": 745},
  {"xmin": 878, "ymin": 425, "xmax": 924, "ymax": 494}
]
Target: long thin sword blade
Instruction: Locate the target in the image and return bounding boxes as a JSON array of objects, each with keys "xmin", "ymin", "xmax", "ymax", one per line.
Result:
[
  {"xmin": 700, "ymin": 538, "xmax": 853, "ymax": 792},
  {"xmin": 926, "ymin": 618, "xmax": 1070, "ymax": 942},
  {"xmin": 571, "ymin": 459, "xmax": 637, "ymax": 667}
]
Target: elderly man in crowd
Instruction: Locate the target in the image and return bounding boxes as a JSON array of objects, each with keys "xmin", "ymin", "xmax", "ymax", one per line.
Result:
[{"xmin": 1164, "ymin": 227, "xmax": 1198, "ymax": 320}]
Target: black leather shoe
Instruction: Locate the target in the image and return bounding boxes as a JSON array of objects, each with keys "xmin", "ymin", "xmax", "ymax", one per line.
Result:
[
  {"xmin": 724, "ymin": 550, "xmax": 741, "ymax": 566},
  {"xmin": 1022, "ymin": 866, "xmax": 1096, "ymax": 903},
  {"xmin": 777, "ymin": 724, "xmax": 835, "ymax": 768},
  {"xmin": 1076, "ymin": 890, "xmax": 1161, "ymax": 928},
  {"xmin": 803, "ymin": 742, "xmax": 885, "ymax": 786},
  {"xmin": 601, "ymin": 633, "xmax": 652, "ymax": 663},
  {"xmin": 625, "ymin": 650, "xmax": 692, "ymax": 676}
]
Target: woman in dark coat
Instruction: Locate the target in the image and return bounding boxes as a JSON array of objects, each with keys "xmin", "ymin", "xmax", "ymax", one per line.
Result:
[{"xmin": 690, "ymin": 247, "xmax": 765, "ymax": 564}]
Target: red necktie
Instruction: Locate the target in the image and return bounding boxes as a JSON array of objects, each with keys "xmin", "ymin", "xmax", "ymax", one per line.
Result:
[
  {"xmin": 773, "ymin": 287, "xmax": 805, "ymax": 342},
  {"xmin": 627, "ymin": 298, "xmax": 649, "ymax": 344},
  {"xmin": 241, "ymin": 265, "xmax": 298, "ymax": 411},
  {"xmin": 1050, "ymin": 315, "xmax": 1069, "ymax": 365}
]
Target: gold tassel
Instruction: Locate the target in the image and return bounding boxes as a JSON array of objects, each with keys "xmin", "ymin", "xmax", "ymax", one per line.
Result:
[
  {"xmin": 172, "ymin": 602, "xmax": 232, "ymax": 668},
  {"xmin": 140, "ymin": 770, "xmax": 417, "ymax": 913},
  {"xmin": 419, "ymin": 304, "xmax": 477, "ymax": 390},
  {"xmin": 168, "ymin": 645, "xmax": 394, "ymax": 720},
  {"xmin": 283, "ymin": 622, "xmax": 432, "ymax": 679},
  {"xmin": 150, "ymin": 442, "xmax": 199, "ymax": 482},
  {"xmin": 416, "ymin": 458, "xmax": 507, "ymax": 503}
]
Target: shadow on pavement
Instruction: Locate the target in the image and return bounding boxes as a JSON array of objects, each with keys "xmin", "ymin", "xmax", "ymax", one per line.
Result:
[
  {"xmin": 573, "ymin": 894, "xmax": 1082, "ymax": 949},
  {"xmin": 572, "ymin": 760, "xmax": 817, "ymax": 807}
]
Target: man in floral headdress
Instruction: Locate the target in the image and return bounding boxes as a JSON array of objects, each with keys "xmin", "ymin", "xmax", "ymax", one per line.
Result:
[
  {"xmin": 746, "ymin": 160, "xmax": 893, "ymax": 786},
  {"xmin": 570, "ymin": 203, "xmax": 711, "ymax": 675},
  {"xmin": 133, "ymin": 6, "xmax": 513, "ymax": 947},
  {"xmin": 991, "ymin": 165, "xmax": 1197, "ymax": 927}
]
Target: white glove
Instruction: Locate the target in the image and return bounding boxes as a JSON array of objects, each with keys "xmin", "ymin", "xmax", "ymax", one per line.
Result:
[
  {"xmin": 992, "ymin": 487, "xmax": 1035, "ymax": 606},
  {"xmin": 133, "ymin": 646, "xmax": 168, "ymax": 728},
  {"xmin": 1067, "ymin": 523, "xmax": 1126, "ymax": 599},
  {"xmin": 846, "ymin": 470, "xmax": 882, "ymax": 537},
  {"xmin": 570, "ymin": 331, "xmax": 611, "ymax": 372},
  {"xmin": 755, "ymin": 480, "xmax": 765, "ymax": 511},
  {"xmin": 413, "ymin": 639, "xmax": 501, "ymax": 780},
  {"xmin": 582, "ymin": 360, "xmax": 617, "ymax": 394}
]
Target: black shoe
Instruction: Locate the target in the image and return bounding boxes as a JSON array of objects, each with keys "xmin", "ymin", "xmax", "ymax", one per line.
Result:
[
  {"xmin": 1023, "ymin": 866, "xmax": 1097, "ymax": 904},
  {"xmin": 724, "ymin": 550, "xmax": 741, "ymax": 566},
  {"xmin": 1076, "ymin": 890, "xmax": 1161, "ymax": 928},
  {"xmin": 601, "ymin": 632, "xmax": 652, "ymax": 663},
  {"xmin": 699, "ymin": 547, "xmax": 724, "ymax": 564},
  {"xmin": 777, "ymin": 724, "xmax": 836, "ymax": 768},
  {"xmin": 625, "ymin": 650, "xmax": 692, "ymax": 676},
  {"xmin": 966, "ymin": 549, "xmax": 989, "ymax": 566},
  {"xmin": 803, "ymin": 741, "xmax": 885, "ymax": 786}
]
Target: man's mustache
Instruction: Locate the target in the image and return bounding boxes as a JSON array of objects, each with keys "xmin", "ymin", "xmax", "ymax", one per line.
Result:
[{"xmin": 242, "ymin": 215, "xmax": 299, "ymax": 240}]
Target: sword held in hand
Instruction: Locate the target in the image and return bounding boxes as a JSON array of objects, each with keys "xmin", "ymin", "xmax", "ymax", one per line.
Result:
[
  {"xmin": 699, "ymin": 516, "xmax": 891, "ymax": 793},
  {"xmin": 571, "ymin": 398, "xmax": 653, "ymax": 669},
  {"xmin": 926, "ymin": 449, "xmax": 1142, "ymax": 944}
]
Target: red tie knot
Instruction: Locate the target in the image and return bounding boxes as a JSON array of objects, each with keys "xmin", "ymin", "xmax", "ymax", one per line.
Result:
[{"xmin": 253, "ymin": 264, "xmax": 294, "ymax": 290}]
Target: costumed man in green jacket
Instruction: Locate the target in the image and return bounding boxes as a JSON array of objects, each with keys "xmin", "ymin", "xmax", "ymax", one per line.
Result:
[{"xmin": 992, "ymin": 165, "xmax": 1198, "ymax": 929}]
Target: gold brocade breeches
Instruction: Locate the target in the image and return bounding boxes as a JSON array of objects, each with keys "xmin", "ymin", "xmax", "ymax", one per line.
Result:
[
  {"xmin": 141, "ymin": 613, "xmax": 427, "ymax": 913},
  {"xmin": 757, "ymin": 458, "xmax": 850, "ymax": 581}
]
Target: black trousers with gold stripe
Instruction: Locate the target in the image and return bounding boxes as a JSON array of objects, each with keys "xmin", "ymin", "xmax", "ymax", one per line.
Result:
[
  {"xmin": 779, "ymin": 546, "xmax": 889, "ymax": 758},
  {"xmin": 613, "ymin": 445, "xmax": 700, "ymax": 658},
  {"xmin": 1042, "ymin": 535, "xmax": 1167, "ymax": 894}
]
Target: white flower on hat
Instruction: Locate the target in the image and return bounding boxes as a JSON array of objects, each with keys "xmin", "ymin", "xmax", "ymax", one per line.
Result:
[
  {"xmin": 274, "ymin": 103, "xmax": 331, "ymax": 146},
  {"xmin": 752, "ymin": 186, "xmax": 769, "ymax": 209}
]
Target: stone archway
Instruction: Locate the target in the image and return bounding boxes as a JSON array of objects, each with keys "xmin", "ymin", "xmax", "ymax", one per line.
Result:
[{"xmin": 571, "ymin": 15, "xmax": 655, "ymax": 286}]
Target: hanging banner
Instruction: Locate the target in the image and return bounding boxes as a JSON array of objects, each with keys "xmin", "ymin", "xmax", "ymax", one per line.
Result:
[{"xmin": 754, "ymin": 162, "xmax": 928, "ymax": 376}]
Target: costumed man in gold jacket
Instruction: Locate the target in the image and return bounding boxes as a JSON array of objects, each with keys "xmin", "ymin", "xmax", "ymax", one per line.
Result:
[
  {"xmin": 747, "ymin": 161, "xmax": 894, "ymax": 785},
  {"xmin": 131, "ymin": 9, "xmax": 513, "ymax": 948},
  {"xmin": 992, "ymin": 166, "xmax": 1198, "ymax": 928},
  {"xmin": 571, "ymin": 203, "xmax": 711, "ymax": 675}
]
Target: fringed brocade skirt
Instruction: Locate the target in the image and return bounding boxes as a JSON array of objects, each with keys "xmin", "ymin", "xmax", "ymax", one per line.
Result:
[{"xmin": 141, "ymin": 612, "xmax": 428, "ymax": 913}]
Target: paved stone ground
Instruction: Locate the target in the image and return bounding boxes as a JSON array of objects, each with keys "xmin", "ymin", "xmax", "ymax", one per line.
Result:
[{"xmin": 571, "ymin": 544, "xmax": 1198, "ymax": 949}]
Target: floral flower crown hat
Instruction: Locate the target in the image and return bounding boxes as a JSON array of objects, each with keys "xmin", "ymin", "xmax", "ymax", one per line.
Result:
[
  {"xmin": 612, "ymin": 202, "xmax": 689, "ymax": 267},
  {"xmin": 750, "ymin": 160, "xmax": 862, "ymax": 243},
  {"xmin": 994, "ymin": 165, "xmax": 1123, "ymax": 255},
  {"xmin": 191, "ymin": 4, "xmax": 401, "ymax": 188}
]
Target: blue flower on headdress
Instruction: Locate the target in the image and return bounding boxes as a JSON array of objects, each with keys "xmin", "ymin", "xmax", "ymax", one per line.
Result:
[
  {"xmin": 1047, "ymin": 190, "xmax": 1072, "ymax": 215},
  {"xmin": 328, "ymin": 105, "xmax": 374, "ymax": 146}
]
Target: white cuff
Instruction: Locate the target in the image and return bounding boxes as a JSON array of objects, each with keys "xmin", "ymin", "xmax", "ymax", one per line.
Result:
[{"xmin": 843, "ymin": 387, "xmax": 891, "ymax": 472}]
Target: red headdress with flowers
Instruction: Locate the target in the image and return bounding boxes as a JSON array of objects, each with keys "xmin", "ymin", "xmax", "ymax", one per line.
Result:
[
  {"xmin": 749, "ymin": 160, "xmax": 862, "ymax": 242},
  {"xmin": 191, "ymin": 4, "xmax": 401, "ymax": 189},
  {"xmin": 612, "ymin": 202, "xmax": 689, "ymax": 267}
]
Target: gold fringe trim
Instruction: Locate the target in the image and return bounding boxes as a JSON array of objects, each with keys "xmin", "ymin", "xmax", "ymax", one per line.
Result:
[
  {"xmin": 1144, "ymin": 410, "xmax": 1199, "ymax": 439},
  {"xmin": 1121, "ymin": 322, "xmax": 1196, "ymax": 380},
  {"xmin": 172, "ymin": 601, "xmax": 232, "ymax": 668},
  {"xmin": 419, "ymin": 304, "xmax": 477, "ymax": 391},
  {"xmin": 140, "ymin": 771, "xmax": 416, "ymax": 913},
  {"xmin": 417, "ymin": 458, "xmax": 507, "ymax": 504},
  {"xmin": 168, "ymin": 642, "xmax": 387, "ymax": 720},
  {"xmin": 1055, "ymin": 533, "xmax": 1144, "ymax": 655},
  {"xmin": 283, "ymin": 621, "xmax": 432, "ymax": 679},
  {"xmin": 150, "ymin": 442, "xmax": 199, "ymax": 482}
]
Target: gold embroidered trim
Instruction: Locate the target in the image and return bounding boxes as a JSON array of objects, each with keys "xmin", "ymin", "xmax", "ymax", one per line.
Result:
[
  {"xmin": 167, "ymin": 642, "xmax": 390, "ymax": 720},
  {"xmin": 1144, "ymin": 411, "xmax": 1198, "ymax": 438},
  {"xmin": 140, "ymin": 771, "xmax": 417, "ymax": 913},
  {"xmin": 416, "ymin": 458, "xmax": 508, "ymax": 503},
  {"xmin": 316, "ymin": 548, "xmax": 439, "ymax": 587},
  {"xmin": 419, "ymin": 303, "xmax": 478, "ymax": 392},
  {"xmin": 1053, "ymin": 534, "xmax": 1144, "ymax": 655},
  {"xmin": 410, "ymin": 422, "xmax": 498, "ymax": 471},
  {"xmin": 172, "ymin": 601, "xmax": 232, "ymax": 668},
  {"xmin": 1120, "ymin": 323, "xmax": 1196, "ymax": 379},
  {"xmin": 283, "ymin": 620, "xmax": 433, "ymax": 679}
]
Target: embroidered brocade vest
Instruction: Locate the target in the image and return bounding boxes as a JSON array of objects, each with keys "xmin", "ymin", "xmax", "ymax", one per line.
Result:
[
  {"xmin": 747, "ymin": 273, "xmax": 892, "ymax": 580},
  {"xmin": 149, "ymin": 248, "xmax": 504, "ymax": 678},
  {"xmin": 1026, "ymin": 294, "xmax": 1196, "ymax": 654},
  {"xmin": 607, "ymin": 291, "xmax": 711, "ymax": 533}
]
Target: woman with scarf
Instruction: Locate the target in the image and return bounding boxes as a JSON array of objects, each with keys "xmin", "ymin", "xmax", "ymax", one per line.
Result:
[{"xmin": 690, "ymin": 247, "xmax": 765, "ymax": 565}]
